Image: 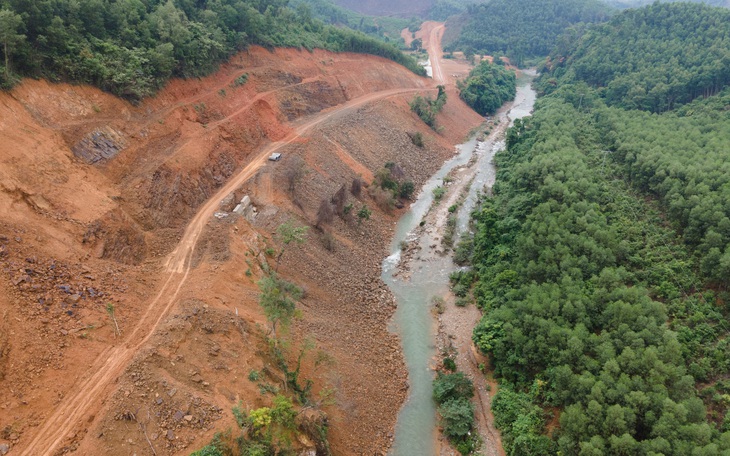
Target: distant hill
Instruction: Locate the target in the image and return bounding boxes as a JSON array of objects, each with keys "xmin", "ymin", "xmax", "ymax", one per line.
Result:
[
  {"xmin": 541, "ymin": 2, "xmax": 730, "ymax": 111},
  {"xmin": 445, "ymin": 0, "xmax": 612, "ymax": 65},
  {"xmin": 331, "ymin": 0, "xmax": 434, "ymax": 16},
  {"xmin": 604, "ymin": 0, "xmax": 730, "ymax": 8}
]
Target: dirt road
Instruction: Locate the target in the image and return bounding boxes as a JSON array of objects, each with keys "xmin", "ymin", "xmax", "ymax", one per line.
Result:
[
  {"xmin": 18, "ymin": 85, "xmax": 432, "ymax": 456},
  {"xmin": 428, "ymin": 23, "xmax": 446, "ymax": 84}
]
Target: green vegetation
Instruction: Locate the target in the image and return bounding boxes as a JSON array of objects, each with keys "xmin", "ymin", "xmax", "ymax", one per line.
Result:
[
  {"xmin": 410, "ymin": 85, "xmax": 447, "ymax": 129},
  {"xmin": 460, "ymin": 3, "xmax": 730, "ymax": 453},
  {"xmin": 231, "ymin": 73, "xmax": 249, "ymax": 88},
  {"xmin": 0, "ymin": 0, "xmax": 424, "ymax": 99},
  {"xmin": 458, "ymin": 60, "xmax": 516, "ymax": 116},
  {"xmin": 370, "ymin": 162, "xmax": 415, "ymax": 211},
  {"xmin": 356, "ymin": 205, "xmax": 371, "ymax": 223},
  {"xmin": 191, "ymin": 394, "xmax": 318, "ymax": 456},
  {"xmin": 471, "ymin": 95, "xmax": 730, "ymax": 454},
  {"xmin": 432, "ymin": 186, "xmax": 445, "ymax": 201},
  {"xmin": 274, "ymin": 220, "xmax": 308, "ymax": 271},
  {"xmin": 408, "ymin": 131, "xmax": 424, "ymax": 148},
  {"xmin": 257, "ymin": 273, "xmax": 302, "ymax": 341},
  {"xmin": 541, "ymin": 2, "xmax": 730, "ymax": 112},
  {"xmin": 445, "ymin": 0, "xmax": 611, "ymax": 66},
  {"xmin": 433, "ymin": 371, "xmax": 477, "ymax": 454}
]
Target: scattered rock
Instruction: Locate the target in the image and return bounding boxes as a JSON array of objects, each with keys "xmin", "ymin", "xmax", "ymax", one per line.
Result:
[{"xmin": 0, "ymin": 443, "xmax": 9, "ymax": 455}]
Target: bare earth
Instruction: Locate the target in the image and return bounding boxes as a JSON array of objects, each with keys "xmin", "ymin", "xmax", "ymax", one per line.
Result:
[
  {"xmin": 0, "ymin": 14, "xmax": 510, "ymax": 456},
  {"xmin": 0, "ymin": 29, "xmax": 488, "ymax": 456}
]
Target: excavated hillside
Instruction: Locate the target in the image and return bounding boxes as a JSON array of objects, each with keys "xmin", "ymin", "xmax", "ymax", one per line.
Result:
[{"xmin": 0, "ymin": 45, "xmax": 483, "ymax": 455}]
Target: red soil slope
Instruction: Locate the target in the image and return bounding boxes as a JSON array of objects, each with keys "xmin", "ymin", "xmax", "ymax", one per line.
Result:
[{"xmin": 0, "ymin": 45, "xmax": 482, "ymax": 456}]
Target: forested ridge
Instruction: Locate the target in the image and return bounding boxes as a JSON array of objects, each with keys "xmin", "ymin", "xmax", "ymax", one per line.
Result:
[
  {"xmin": 444, "ymin": 0, "xmax": 612, "ymax": 66},
  {"xmin": 0, "ymin": 0, "xmax": 424, "ymax": 100},
  {"xmin": 605, "ymin": 0, "xmax": 730, "ymax": 9},
  {"xmin": 542, "ymin": 2, "xmax": 730, "ymax": 112},
  {"xmin": 459, "ymin": 2, "xmax": 730, "ymax": 455}
]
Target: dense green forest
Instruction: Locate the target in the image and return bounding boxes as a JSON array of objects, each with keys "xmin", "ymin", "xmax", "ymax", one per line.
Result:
[
  {"xmin": 458, "ymin": 2, "xmax": 730, "ymax": 455},
  {"xmin": 0, "ymin": 0, "xmax": 424, "ymax": 100},
  {"xmin": 457, "ymin": 59, "xmax": 515, "ymax": 116},
  {"xmin": 542, "ymin": 2, "xmax": 730, "ymax": 112},
  {"xmin": 444, "ymin": 0, "xmax": 612, "ymax": 66}
]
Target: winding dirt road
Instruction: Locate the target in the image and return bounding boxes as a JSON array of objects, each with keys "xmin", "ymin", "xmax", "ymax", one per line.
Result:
[{"xmin": 19, "ymin": 84, "xmax": 433, "ymax": 456}]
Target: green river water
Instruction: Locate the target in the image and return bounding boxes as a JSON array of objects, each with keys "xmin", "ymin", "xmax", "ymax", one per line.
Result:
[{"xmin": 384, "ymin": 71, "xmax": 536, "ymax": 456}]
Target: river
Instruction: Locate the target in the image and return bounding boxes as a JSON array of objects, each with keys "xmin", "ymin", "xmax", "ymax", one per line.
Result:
[{"xmin": 383, "ymin": 70, "xmax": 537, "ymax": 456}]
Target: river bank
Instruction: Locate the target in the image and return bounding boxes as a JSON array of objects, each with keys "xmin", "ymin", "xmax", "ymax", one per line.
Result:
[{"xmin": 386, "ymin": 71, "xmax": 536, "ymax": 455}]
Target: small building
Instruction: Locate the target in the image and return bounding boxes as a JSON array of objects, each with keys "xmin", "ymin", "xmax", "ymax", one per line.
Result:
[{"xmin": 268, "ymin": 153, "xmax": 282, "ymax": 161}]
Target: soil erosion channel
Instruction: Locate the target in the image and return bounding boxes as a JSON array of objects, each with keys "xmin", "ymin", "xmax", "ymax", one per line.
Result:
[{"xmin": 384, "ymin": 70, "xmax": 536, "ymax": 455}]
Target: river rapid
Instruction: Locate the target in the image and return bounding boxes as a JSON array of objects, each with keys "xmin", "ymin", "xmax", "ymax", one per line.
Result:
[{"xmin": 384, "ymin": 70, "xmax": 537, "ymax": 456}]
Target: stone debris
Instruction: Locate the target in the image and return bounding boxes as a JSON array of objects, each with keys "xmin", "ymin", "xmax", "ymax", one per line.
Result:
[{"xmin": 232, "ymin": 194, "xmax": 257, "ymax": 220}]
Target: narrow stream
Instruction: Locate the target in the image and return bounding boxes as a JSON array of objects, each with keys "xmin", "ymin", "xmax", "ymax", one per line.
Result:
[{"xmin": 384, "ymin": 70, "xmax": 536, "ymax": 456}]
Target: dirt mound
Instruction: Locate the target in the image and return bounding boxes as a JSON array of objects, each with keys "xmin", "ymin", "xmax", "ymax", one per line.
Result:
[{"xmin": 0, "ymin": 43, "xmax": 482, "ymax": 456}]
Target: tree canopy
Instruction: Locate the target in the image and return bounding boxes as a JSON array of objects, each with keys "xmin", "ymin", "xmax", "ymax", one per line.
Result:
[
  {"xmin": 457, "ymin": 59, "xmax": 516, "ymax": 116},
  {"xmin": 445, "ymin": 0, "xmax": 612, "ymax": 66},
  {"xmin": 0, "ymin": 0, "xmax": 425, "ymax": 99},
  {"xmin": 463, "ymin": 3, "xmax": 730, "ymax": 454},
  {"xmin": 541, "ymin": 2, "xmax": 730, "ymax": 111}
]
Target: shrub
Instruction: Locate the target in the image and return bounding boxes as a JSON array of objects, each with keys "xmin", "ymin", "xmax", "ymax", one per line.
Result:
[
  {"xmin": 321, "ymin": 231, "xmax": 336, "ymax": 252},
  {"xmin": 432, "ymin": 296, "xmax": 446, "ymax": 314},
  {"xmin": 433, "ymin": 186, "xmax": 446, "ymax": 200},
  {"xmin": 433, "ymin": 372, "xmax": 474, "ymax": 404},
  {"xmin": 332, "ymin": 184, "xmax": 347, "ymax": 216},
  {"xmin": 370, "ymin": 186, "xmax": 396, "ymax": 212},
  {"xmin": 284, "ymin": 156, "xmax": 307, "ymax": 196},
  {"xmin": 316, "ymin": 199, "xmax": 334, "ymax": 229},
  {"xmin": 453, "ymin": 234, "xmax": 474, "ymax": 266},
  {"xmin": 452, "ymin": 283, "xmax": 469, "ymax": 298},
  {"xmin": 400, "ymin": 181, "xmax": 415, "ymax": 200},
  {"xmin": 357, "ymin": 205, "xmax": 371, "ymax": 223},
  {"xmin": 443, "ymin": 357, "xmax": 457, "ymax": 371},
  {"xmin": 409, "ymin": 131, "xmax": 424, "ymax": 147},
  {"xmin": 440, "ymin": 397, "xmax": 474, "ymax": 439},
  {"xmin": 410, "ymin": 86, "xmax": 447, "ymax": 129},
  {"xmin": 232, "ymin": 73, "xmax": 249, "ymax": 87},
  {"xmin": 351, "ymin": 178, "xmax": 362, "ymax": 197}
]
